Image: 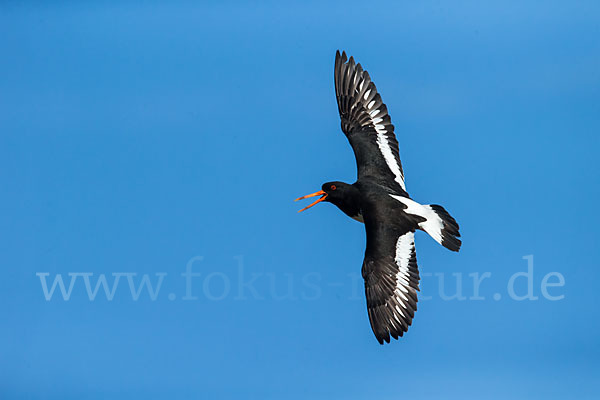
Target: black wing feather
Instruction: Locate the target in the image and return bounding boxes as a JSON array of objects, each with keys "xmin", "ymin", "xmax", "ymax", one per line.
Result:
[
  {"xmin": 361, "ymin": 199, "xmax": 420, "ymax": 344},
  {"xmin": 334, "ymin": 50, "xmax": 406, "ymax": 193}
]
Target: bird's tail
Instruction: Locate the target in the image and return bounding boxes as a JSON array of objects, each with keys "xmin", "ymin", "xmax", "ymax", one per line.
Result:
[
  {"xmin": 390, "ymin": 195, "xmax": 461, "ymax": 251},
  {"xmin": 421, "ymin": 204, "xmax": 461, "ymax": 252}
]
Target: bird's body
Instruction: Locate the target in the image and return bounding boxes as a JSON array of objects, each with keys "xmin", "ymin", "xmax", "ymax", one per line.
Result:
[{"xmin": 296, "ymin": 51, "xmax": 461, "ymax": 344}]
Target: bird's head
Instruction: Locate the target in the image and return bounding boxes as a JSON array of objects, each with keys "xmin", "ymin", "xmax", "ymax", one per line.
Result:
[{"xmin": 295, "ymin": 181, "xmax": 352, "ymax": 212}]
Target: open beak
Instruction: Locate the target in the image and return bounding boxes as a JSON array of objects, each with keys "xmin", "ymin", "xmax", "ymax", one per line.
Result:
[{"xmin": 295, "ymin": 190, "xmax": 327, "ymax": 213}]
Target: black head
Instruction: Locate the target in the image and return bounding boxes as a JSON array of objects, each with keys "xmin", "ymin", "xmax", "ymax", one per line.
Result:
[
  {"xmin": 320, "ymin": 181, "xmax": 353, "ymax": 203},
  {"xmin": 295, "ymin": 181, "xmax": 355, "ymax": 213}
]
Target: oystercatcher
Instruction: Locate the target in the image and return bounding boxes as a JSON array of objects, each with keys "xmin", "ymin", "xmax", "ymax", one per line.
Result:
[{"xmin": 296, "ymin": 51, "xmax": 461, "ymax": 344}]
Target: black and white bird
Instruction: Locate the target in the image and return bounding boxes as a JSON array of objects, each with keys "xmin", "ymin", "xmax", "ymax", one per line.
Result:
[{"xmin": 296, "ymin": 51, "xmax": 461, "ymax": 344}]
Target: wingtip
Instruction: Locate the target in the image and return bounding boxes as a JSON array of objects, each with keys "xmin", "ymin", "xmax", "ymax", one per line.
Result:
[
  {"xmin": 377, "ymin": 331, "xmax": 405, "ymax": 345},
  {"xmin": 337, "ymin": 50, "xmax": 347, "ymax": 63}
]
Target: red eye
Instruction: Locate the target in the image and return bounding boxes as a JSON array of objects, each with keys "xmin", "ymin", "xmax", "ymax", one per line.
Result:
[{"xmin": 330, "ymin": 185, "xmax": 336, "ymax": 190}]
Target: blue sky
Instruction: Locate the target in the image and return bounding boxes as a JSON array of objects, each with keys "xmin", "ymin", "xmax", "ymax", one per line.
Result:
[{"xmin": 1, "ymin": 1, "xmax": 599, "ymax": 398}]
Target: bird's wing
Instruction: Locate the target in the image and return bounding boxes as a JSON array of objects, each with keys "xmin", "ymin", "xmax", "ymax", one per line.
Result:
[
  {"xmin": 334, "ymin": 50, "xmax": 406, "ymax": 192},
  {"xmin": 362, "ymin": 209, "xmax": 420, "ymax": 344}
]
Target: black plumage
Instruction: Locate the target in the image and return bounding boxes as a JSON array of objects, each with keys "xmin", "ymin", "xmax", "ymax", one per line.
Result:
[{"xmin": 296, "ymin": 51, "xmax": 461, "ymax": 344}]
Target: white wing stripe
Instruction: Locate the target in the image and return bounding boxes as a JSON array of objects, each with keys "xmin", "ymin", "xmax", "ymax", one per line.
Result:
[
  {"xmin": 376, "ymin": 133, "xmax": 406, "ymax": 191},
  {"xmin": 394, "ymin": 231, "xmax": 415, "ymax": 298},
  {"xmin": 351, "ymin": 76, "xmax": 406, "ymax": 190}
]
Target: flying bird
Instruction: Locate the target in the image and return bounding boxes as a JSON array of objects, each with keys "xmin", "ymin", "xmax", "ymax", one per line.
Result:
[{"xmin": 296, "ymin": 51, "xmax": 461, "ymax": 344}]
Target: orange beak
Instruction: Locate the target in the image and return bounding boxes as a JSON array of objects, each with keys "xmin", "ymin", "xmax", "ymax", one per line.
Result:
[{"xmin": 295, "ymin": 190, "xmax": 328, "ymax": 212}]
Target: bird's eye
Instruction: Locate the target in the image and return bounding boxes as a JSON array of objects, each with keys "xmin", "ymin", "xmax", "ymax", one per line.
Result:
[{"xmin": 330, "ymin": 185, "xmax": 337, "ymax": 190}]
